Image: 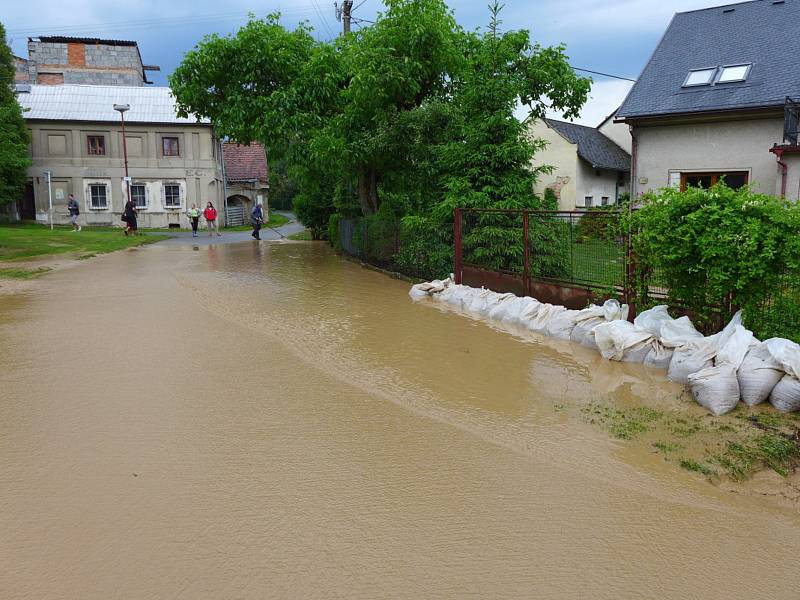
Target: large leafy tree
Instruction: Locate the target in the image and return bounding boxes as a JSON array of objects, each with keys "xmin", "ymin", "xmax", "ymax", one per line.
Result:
[{"xmin": 0, "ymin": 23, "xmax": 31, "ymax": 208}]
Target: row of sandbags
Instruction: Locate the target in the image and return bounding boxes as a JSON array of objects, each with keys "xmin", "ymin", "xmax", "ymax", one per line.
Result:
[{"xmin": 409, "ymin": 278, "xmax": 800, "ymax": 416}]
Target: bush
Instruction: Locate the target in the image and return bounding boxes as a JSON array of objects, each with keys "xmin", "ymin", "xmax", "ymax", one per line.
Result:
[
  {"xmin": 328, "ymin": 213, "xmax": 341, "ymax": 251},
  {"xmin": 627, "ymin": 183, "xmax": 800, "ymax": 338},
  {"xmin": 574, "ymin": 207, "xmax": 620, "ymax": 242},
  {"xmin": 396, "ymin": 215, "xmax": 453, "ymax": 280}
]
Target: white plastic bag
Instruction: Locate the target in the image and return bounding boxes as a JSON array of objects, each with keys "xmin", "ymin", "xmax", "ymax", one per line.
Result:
[
  {"xmin": 526, "ymin": 303, "xmax": 566, "ymax": 333},
  {"xmin": 465, "ymin": 289, "xmax": 498, "ymax": 314},
  {"xmin": 643, "ymin": 343, "xmax": 674, "ymax": 370},
  {"xmin": 502, "ymin": 297, "xmax": 537, "ymax": 325},
  {"xmin": 659, "ymin": 316, "xmax": 703, "ymax": 348},
  {"xmin": 593, "ymin": 320, "xmax": 654, "ymax": 363},
  {"xmin": 633, "ymin": 305, "xmax": 673, "ymax": 337},
  {"xmin": 770, "ymin": 375, "xmax": 800, "ymax": 413},
  {"xmin": 667, "ymin": 312, "xmax": 744, "ymax": 384},
  {"xmin": 409, "ymin": 279, "xmax": 449, "ymax": 299},
  {"xmin": 766, "ymin": 338, "xmax": 800, "ymax": 380},
  {"xmin": 715, "ymin": 324, "xmax": 755, "ymax": 369},
  {"xmin": 486, "ymin": 293, "xmax": 518, "ymax": 320},
  {"xmin": 544, "ymin": 309, "xmax": 582, "ymax": 340},
  {"xmin": 688, "ymin": 364, "xmax": 741, "ymax": 415},
  {"xmin": 570, "ymin": 300, "xmax": 628, "ymax": 349},
  {"xmin": 737, "ymin": 341, "xmax": 784, "ymax": 406}
]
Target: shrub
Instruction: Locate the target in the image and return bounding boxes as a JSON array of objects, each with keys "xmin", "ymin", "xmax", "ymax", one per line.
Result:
[
  {"xmin": 627, "ymin": 183, "xmax": 800, "ymax": 338},
  {"xmin": 396, "ymin": 215, "xmax": 453, "ymax": 280}
]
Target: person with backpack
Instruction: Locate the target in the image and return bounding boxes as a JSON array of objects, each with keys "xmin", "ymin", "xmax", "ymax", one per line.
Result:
[
  {"xmin": 67, "ymin": 193, "xmax": 81, "ymax": 231},
  {"xmin": 251, "ymin": 203, "xmax": 264, "ymax": 240},
  {"xmin": 203, "ymin": 202, "xmax": 221, "ymax": 236}
]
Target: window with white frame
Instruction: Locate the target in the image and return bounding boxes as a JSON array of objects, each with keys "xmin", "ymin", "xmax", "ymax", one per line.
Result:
[
  {"xmin": 163, "ymin": 183, "xmax": 181, "ymax": 208},
  {"xmin": 130, "ymin": 183, "xmax": 147, "ymax": 209},
  {"xmin": 683, "ymin": 68, "xmax": 716, "ymax": 87},
  {"xmin": 89, "ymin": 183, "xmax": 108, "ymax": 209},
  {"xmin": 718, "ymin": 64, "xmax": 750, "ymax": 83}
]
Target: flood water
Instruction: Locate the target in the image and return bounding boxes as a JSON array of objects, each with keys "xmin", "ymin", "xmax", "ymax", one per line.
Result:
[{"xmin": 1, "ymin": 241, "xmax": 798, "ymax": 599}]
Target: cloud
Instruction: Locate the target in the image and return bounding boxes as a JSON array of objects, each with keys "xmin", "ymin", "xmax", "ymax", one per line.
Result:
[{"xmin": 549, "ymin": 79, "xmax": 635, "ymax": 127}]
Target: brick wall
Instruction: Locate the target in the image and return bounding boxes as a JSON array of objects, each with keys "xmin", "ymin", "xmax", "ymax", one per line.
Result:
[
  {"xmin": 26, "ymin": 40, "xmax": 145, "ymax": 86},
  {"xmin": 38, "ymin": 72, "xmax": 65, "ymax": 85}
]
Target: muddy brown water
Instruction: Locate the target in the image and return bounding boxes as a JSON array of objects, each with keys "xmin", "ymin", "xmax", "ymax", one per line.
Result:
[{"xmin": 1, "ymin": 241, "xmax": 797, "ymax": 599}]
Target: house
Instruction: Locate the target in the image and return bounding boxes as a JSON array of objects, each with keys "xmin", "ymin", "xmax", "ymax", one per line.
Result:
[
  {"xmin": 15, "ymin": 36, "xmax": 159, "ymax": 86},
  {"xmin": 15, "ymin": 83, "xmax": 225, "ymax": 228},
  {"xmin": 616, "ymin": 0, "xmax": 800, "ymax": 200},
  {"xmin": 530, "ymin": 115, "xmax": 631, "ymax": 210},
  {"xmin": 223, "ymin": 143, "xmax": 270, "ymax": 226}
]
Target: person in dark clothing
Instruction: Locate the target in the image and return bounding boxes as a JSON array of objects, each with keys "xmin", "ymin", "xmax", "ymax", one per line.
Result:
[
  {"xmin": 122, "ymin": 199, "xmax": 138, "ymax": 236},
  {"xmin": 67, "ymin": 194, "xmax": 81, "ymax": 231},
  {"xmin": 251, "ymin": 203, "xmax": 264, "ymax": 240}
]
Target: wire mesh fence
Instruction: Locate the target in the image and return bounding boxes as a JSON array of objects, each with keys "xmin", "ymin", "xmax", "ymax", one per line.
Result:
[{"xmin": 339, "ymin": 217, "xmax": 401, "ymax": 268}]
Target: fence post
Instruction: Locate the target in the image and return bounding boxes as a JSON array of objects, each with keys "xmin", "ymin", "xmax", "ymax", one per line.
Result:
[
  {"xmin": 625, "ymin": 232, "xmax": 637, "ymax": 321},
  {"xmin": 454, "ymin": 207, "xmax": 462, "ymax": 284},
  {"xmin": 522, "ymin": 210, "xmax": 530, "ymax": 297}
]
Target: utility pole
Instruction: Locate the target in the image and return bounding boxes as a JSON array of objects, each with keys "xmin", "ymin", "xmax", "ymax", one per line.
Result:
[{"xmin": 335, "ymin": 0, "xmax": 353, "ymax": 35}]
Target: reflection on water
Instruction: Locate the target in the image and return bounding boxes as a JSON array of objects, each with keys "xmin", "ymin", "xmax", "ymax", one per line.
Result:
[{"xmin": 0, "ymin": 241, "xmax": 797, "ymax": 600}]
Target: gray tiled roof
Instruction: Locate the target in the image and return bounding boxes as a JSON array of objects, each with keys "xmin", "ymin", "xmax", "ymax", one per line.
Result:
[
  {"xmin": 16, "ymin": 84, "xmax": 207, "ymax": 125},
  {"xmin": 544, "ymin": 119, "xmax": 630, "ymax": 172},
  {"xmin": 618, "ymin": 0, "xmax": 800, "ymax": 119}
]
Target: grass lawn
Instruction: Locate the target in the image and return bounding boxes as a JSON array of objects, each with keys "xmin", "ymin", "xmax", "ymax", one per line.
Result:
[
  {"xmin": 569, "ymin": 239, "xmax": 625, "ymax": 287},
  {"xmin": 0, "ymin": 224, "xmax": 164, "ymax": 262},
  {"xmin": 0, "ymin": 267, "xmax": 52, "ymax": 279},
  {"xmin": 224, "ymin": 212, "xmax": 290, "ymax": 231}
]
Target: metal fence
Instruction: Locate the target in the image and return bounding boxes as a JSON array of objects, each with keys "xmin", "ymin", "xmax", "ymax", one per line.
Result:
[
  {"xmin": 339, "ymin": 217, "xmax": 400, "ymax": 268},
  {"xmin": 455, "ymin": 207, "xmax": 636, "ymax": 312}
]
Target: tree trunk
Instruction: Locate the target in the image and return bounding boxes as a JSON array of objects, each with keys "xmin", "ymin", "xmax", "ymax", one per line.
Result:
[{"xmin": 357, "ymin": 167, "xmax": 379, "ymax": 215}]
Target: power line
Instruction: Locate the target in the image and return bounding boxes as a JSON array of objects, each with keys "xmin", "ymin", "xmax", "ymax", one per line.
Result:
[{"xmin": 571, "ymin": 67, "xmax": 636, "ymax": 82}]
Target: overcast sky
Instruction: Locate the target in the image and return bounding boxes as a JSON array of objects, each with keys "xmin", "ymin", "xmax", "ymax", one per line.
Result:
[{"xmin": 4, "ymin": 0, "xmax": 733, "ymax": 126}]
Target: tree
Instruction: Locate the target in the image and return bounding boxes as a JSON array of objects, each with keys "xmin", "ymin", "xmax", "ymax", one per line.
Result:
[{"xmin": 0, "ymin": 23, "xmax": 31, "ymax": 208}]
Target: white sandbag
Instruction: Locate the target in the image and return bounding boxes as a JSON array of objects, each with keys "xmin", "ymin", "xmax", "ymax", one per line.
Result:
[
  {"xmin": 643, "ymin": 343, "xmax": 674, "ymax": 370},
  {"xmin": 409, "ymin": 286, "xmax": 429, "ymax": 299},
  {"xmin": 769, "ymin": 374, "xmax": 800, "ymax": 413},
  {"xmin": 633, "ymin": 305, "xmax": 673, "ymax": 337},
  {"xmin": 486, "ymin": 293, "xmax": 517, "ymax": 320},
  {"xmin": 688, "ymin": 364, "xmax": 741, "ymax": 416},
  {"xmin": 667, "ymin": 311, "xmax": 745, "ymax": 384},
  {"xmin": 502, "ymin": 297, "xmax": 537, "ymax": 325},
  {"xmin": 659, "ymin": 316, "xmax": 703, "ymax": 348},
  {"xmin": 570, "ymin": 299, "xmax": 629, "ymax": 349},
  {"xmin": 593, "ymin": 320, "xmax": 655, "ymax": 362},
  {"xmin": 409, "ymin": 279, "xmax": 449, "ymax": 299},
  {"xmin": 737, "ymin": 342, "xmax": 784, "ymax": 406},
  {"xmin": 544, "ymin": 309, "xmax": 582, "ymax": 340},
  {"xmin": 667, "ymin": 339, "xmax": 716, "ymax": 384},
  {"xmin": 715, "ymin": 324, "xmax": 755, "ymax": 369},
  {"xmin": 526, "ymin": 304, "xmax": 566, "ymax": 333},
  {"xmin": 465, "ymin": 289, "xmax": 498, "ymax": 314},
  {"xmin": 766, "ymin": 338, "xmax": 800, "ymax": 380}
]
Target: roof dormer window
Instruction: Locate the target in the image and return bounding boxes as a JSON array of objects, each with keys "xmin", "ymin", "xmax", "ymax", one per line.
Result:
[
  {"xmin": 683, "ymin": 68, "xmax": 717, "ymax": 87},
  {"xmin": 717, "ymin": 63, "xmax": 751, "ymax": 83}
]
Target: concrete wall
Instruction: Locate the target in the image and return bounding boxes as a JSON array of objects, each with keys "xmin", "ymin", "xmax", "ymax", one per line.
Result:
[
  {"xmin": 575, "ymin": 160, "xmax": 628, "ymax": 208},
  {"xmin": 597, "ymin": 117, "xmax": 632, "ymax": 154},
  {"xmin": 26, "ymin": 40, "xmax": 145, "ymax": 86},
  {"xmin": 632, "ymin": 116, "xmax": 789, "ymax": 198},
  {"xmin": 529, "ymin": 119, "xmax": 578, "ymax": 210},
  {"xmin": 25, "ymin": 119, "xmax": 224, "ymax": 228}
]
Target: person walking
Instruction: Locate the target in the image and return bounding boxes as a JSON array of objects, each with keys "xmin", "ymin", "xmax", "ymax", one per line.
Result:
[
  {"xmin": 187, "ymin": 204, "xmax": 201, "ymax": 237},
  {"xmin": 251, "ymin": 203, "xmax": 264, "ymax": 240},
  {"xmin": 67, "ymin": 193, "xmax": 81, "ymax": 231},
  {"xmin": 203, "ymin": 202, "xmax": 221, "ymax": 236},
  {"xmin": 122, "ymin": 197, "xmax": 138, "ymax": 236}
]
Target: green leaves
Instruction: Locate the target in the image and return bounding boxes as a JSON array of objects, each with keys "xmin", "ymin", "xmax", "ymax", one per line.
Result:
[{"xmin": 0, "ymin": 23, "xmax": 31, "ymax": 207}]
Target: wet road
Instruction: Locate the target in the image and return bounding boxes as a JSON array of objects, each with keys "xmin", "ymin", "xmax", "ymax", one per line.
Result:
[{"xmin": 1, "ymin": 241, "xmax": 797, "ymax": 599}]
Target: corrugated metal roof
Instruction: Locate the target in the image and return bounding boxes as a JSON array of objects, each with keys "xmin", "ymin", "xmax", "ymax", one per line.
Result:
[
  {"xmin": 544, "ymin": 119, "xmax": 631, "ymax": 172},
  {"xmin": 16, "ymin": 84, "xmax": 207, "ymax": 125},
  {"xmin": 618, "ymin": 0, "xmax": 800, "ymax": 119}
]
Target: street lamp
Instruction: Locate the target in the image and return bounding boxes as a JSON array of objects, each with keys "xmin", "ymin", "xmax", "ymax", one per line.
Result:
[{"xmin": 114, "ymin": 104, "xmax": 132, "ymax": 213}]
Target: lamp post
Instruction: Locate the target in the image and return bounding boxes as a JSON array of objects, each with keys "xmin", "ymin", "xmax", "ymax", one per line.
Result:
[{"xmin": 114, "ymin": 104, "xmax": 131, "ymax": 213}]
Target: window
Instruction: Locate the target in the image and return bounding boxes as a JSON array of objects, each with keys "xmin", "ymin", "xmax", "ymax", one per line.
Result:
[
  {"xmin": 130, "ymin": 184, "xmax": 147, "ymax": 209},
  {"xmin": 89, "ymin": 184, "xmax": 108, "ymax": 209},
  {"xmin": 680, "ymin": 171, "xmax": 748, "ymax": 191},
  {"xmin": 584, "ymin": 196, "xmax": 593, "ymax": 208},
  {"xmin": 718, "ymin": 64, "xmax": 750, "ymax": 83},
  {"xmin": 162, "ymin": 137, "xmax": 180, "ymax": 157},
  {"xmin": 683, "ymin": 68, "xmax": 716, "ymax": 87},
  {"xmin": 601, "ymin": 196, "xmax": 609, "ymax": 206},
  {"xmin": 164, "ymin": 183, "xmax": 181, "ymax": 208},
  {"xmin": 87, "ymin": 135, "xmax": 105, "ymax": 155}
]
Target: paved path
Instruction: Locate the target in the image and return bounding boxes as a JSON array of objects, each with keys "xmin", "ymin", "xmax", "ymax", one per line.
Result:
[{"xmin": 158, "ymin": 211, "xmax": 306, "ymax": 246}]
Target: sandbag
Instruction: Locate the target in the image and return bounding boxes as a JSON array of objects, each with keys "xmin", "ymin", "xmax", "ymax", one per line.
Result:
[
  {"xmin": 769, "ymin": 374, "xmax": 800, "ymax": 413},
  {"xmin": 409, "ymin": 278, "xmax": 449, "ymax": 299},
  {"xmin": 633, "ymin": 305, "xmax": 673, "ymax": 337},
  {"xmin": 659, "ymin": 316, "xmax": 703, "ymax": 348},
  {"xmin": 667, "ymin": 311, "xmax": 745, "ymax": 384},
  {"xmin": 593, "ymin": 320, "xmax": 654, "ymax": 362},
  {"xmin": 643, "ymin": 342, "xmax": 674, "ymax": 370},
  {"xmin": 465, "ymin": 289, "xmax": 498, "ymax": 314},
  {"xmin": 688, "ymin": 364, "xmax": 741, "ymax": 416},
  {"xmin": 715, "ymin": 324, "xmax": 755, "ymax": 369},
  {"xmin": 544, "ymin": 309, "xmax": 582, "ymax": 340},
  {"xmin": 526, "ymin": 303, "xmax": 566, "ymax": 333},
  {"xmin": 737, "ymin": 341, "xmax": 784, "ymax": 406},
  {"xmin": 766, "ymin": 338, "xmax": 800, "ymax": 380},
  {"xmin": 486, "ymin": 293, "xmax": 518, "ymax": 320},
  {"xmin": 570, "ymin": 299, "xmax": 629, "ymax": 349},
  {"xmin": 502, "ymin": 297, "xmax": 537, "ymax": 325}
]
